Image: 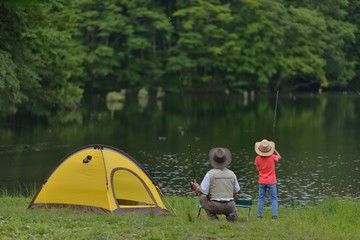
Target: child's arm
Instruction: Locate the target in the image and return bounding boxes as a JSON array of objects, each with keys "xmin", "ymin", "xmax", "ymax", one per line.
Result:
[{"xmin": 274, "ymin": 149, "xmax": 281, "ymax": 159}]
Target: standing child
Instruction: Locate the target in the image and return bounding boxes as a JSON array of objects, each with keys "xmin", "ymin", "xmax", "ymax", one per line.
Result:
[{"xmin": 254, "ymin": 139, "xmax": 281, "ymax": 220}]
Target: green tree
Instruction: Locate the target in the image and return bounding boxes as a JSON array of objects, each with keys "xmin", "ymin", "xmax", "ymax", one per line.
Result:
[
  {"xmin": 233, "ymin": 0, "xmax": 355, "ymax": 91},
  {"xmin": 279, "ymin": 7, "xmax": 328, "ymax": 90},
  {"xmin": 169, "ymin": 0, "xmax": 237, "ymax": 90},
  {"xmin": 344, "ymin": 0, "xmax": 360, "ymax": 88},
  {"xmin": 231, "ymin": 0, "xmax": 287, "ymax": 91},
  {"xmin": 77, "ymin": 0, "xmax": 172, "ymax": 91},
  {"xmin": 0, "ymin": 0, "xmax": 85, "ymax": 114},
  {"xmin": 312, "ymin": 0, "xmax": 356, "ymax": 88},
  {"xmin": 282, "ymin": 0, "xmax": 357, "ymax": 89}
]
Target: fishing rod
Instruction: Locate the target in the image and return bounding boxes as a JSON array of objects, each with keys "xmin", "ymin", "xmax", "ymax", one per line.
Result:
[{"xmin": 272, "ymin": 90, "xmax": 279, "ymax": 140}]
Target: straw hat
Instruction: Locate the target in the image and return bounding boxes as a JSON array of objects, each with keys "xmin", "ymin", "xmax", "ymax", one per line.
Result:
[
  {"xmin": 255, "ymin": 139, "xmax": 275, "ymax": 156},
  {"xmin": 209, "ymin": 147, "xmax": 232, "ymax": 169}
]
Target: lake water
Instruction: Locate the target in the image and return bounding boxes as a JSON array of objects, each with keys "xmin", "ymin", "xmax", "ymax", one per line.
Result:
[{"xmin": 1, "ymin": 92, "xmax": 359, "ymax": 208}]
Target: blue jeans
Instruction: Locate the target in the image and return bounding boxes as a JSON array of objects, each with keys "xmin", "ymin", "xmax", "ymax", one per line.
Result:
[{"xmin": 257, "ymin": 184, "xmax": 278, "ymax": 217}]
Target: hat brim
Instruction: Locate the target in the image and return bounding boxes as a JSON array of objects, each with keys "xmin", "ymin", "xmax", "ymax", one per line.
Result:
[
  {"xmin": 255, "ymin": 141, "xmax": 275, "ymax": 156},
  {"xmin": 209, "ymin": 148, "xmax": 232, "ymax": 169}
]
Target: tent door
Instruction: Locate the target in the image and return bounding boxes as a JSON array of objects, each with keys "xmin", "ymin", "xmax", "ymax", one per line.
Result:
[{"xmin": 111, "ymin": 168, "xmax": 156, "ymax": 207}]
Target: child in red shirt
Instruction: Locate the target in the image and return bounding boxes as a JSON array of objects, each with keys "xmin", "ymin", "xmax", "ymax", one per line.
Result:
[{"xmin": 254, "ymin": 139, "xmax": 281, "ymax": 219}]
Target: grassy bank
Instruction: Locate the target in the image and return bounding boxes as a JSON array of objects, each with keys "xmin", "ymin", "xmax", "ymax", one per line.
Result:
[{"xmin": 0, "ymin": 195, "xmax": 359, "ymax": 240}]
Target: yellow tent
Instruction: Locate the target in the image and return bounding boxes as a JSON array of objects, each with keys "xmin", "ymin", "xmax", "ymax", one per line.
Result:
[{"xmin": 28, "ymin": 144, "xmax": 170, "ymax": 215}]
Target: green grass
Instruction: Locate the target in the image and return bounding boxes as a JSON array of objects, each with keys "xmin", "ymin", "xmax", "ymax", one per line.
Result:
[{"xmin": 0, "ymin": 195, "xmax": 359, "ymax": 240}]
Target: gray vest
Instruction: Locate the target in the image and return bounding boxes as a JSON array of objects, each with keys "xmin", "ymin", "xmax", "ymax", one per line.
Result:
[{"xmin": 208, "ymin": 168, "xmax": 235, "ymax": 200}]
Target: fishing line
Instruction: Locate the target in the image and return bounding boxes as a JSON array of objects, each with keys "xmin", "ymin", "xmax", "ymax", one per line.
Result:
[
  {"xmin": 272, "ymin": 90, "xmax": 279, "ymax": 140},
  {"xmin": 166, "ymin": 15, "xmax": 197, "ymax": 183},
  {"xmin": 180, "ymin": 87, "xmax": 197, "ymax": 182},
  {"xmin": 271, "ymin": 91, "xmax": 292, "ymax": 205}
]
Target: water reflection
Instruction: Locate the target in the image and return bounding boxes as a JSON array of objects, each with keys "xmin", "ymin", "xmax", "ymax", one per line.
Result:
[{"xmin": 0, "ymin": 92, "xmax": 359, "ymax": 208}]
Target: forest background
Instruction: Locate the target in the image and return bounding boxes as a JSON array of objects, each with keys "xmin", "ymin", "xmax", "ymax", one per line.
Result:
[{"xmin": 1, "ymin": 0, "xmax": 360, "ymax": 116}]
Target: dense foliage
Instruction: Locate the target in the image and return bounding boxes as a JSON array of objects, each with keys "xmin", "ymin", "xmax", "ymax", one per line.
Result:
[{"xmin": 1, "ymin": 0, "xmax": 360, "ymax": 112}]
